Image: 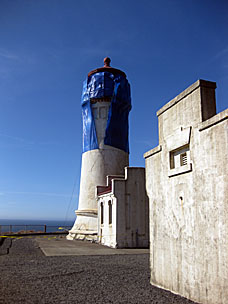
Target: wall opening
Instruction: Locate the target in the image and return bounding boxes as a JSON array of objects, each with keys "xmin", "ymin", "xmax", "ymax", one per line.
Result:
[
  {"xmin": 101, "ymin": 202, "xmax": 104, "ymax": 225},
  {"xmin": 108, "ymin": 200, "xmax": 112, "ymax": 225},
  {"xmin": 169, "ymin": 145, "xmax": 190, "ymax": 169}
]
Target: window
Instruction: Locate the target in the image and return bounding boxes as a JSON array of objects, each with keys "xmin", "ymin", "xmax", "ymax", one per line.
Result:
[
  {"xmin": 100, "ymin": 202, "xmax": 104, "ymax": 225},
  {"xmin": 169, "ymin": 145, "xmax": 190, "ymax": 169},
  {"xmin": 108, "ymin": 200, "xmax": 112, "ymax": 225},
  {"xmin": 100, "ymin": 106, "xmax": 107, "ymax": 119},
  {"xmin": 168, "ymin": 144, "xmax": 192, "ymax": 177}
]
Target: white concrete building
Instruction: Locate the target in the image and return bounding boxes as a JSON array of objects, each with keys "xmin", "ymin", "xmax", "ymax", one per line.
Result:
[
  {"xmin": 96, "ymin": 167, "xmax": 149, "ymax": 248},
  {"xmin": 144, "ymin": 79, "xmax": 228, "ymax": 304}
]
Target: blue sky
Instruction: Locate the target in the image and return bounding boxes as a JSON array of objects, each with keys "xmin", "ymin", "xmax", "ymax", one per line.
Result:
[{"xmin": 0, "ymin": 0, "xmax": 227, "ymax": 221}]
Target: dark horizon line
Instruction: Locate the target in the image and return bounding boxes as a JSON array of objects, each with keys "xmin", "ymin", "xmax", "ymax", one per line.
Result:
[{"xmin": 0, "ymin": 218, "xmax": 75, "ymax": 222}]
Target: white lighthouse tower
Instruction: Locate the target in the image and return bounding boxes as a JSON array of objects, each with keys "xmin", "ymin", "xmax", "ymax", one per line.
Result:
[{"xmin": 67, "ymin": 58, "xmax": 131, "ymax": 240}]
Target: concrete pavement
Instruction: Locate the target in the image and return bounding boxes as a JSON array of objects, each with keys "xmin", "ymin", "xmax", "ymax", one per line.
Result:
[{"xmin": 36, "ymin": 236, "xmax": 149, "ymax": 256}]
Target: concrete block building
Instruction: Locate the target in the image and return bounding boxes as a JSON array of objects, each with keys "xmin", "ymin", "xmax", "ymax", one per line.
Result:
[
  {"xmin": 96, "ymin": 167, "xmax": 149, "ymax": 248},
  {"xmin": 144, "ymin": 79, "xmax": 228, "ymax": 304}
]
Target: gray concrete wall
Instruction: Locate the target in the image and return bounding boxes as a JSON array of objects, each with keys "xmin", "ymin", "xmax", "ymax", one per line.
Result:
[
  {"xmin": 97, "ymin": 167, "xmax": 149, "ymax": 248},
  {"xmin": 115, "ymin": 167, "xmax": 149, "ymax": 248},
  {"xmin": 144, "ymin": 80, "xmax": 228, "ymax": 304},
  {"xmin": 123, "ymin": 167, "xmax": 149, "ymax": 248}
]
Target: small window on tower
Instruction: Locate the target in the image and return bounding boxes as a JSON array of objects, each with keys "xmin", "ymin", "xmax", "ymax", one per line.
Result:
[{"xmin": 100, "ymin": 107, "xmax": 107, "ymax": 119}]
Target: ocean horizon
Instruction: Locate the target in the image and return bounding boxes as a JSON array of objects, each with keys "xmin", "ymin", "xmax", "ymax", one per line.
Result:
[{"xmin": 0, "ymin": 218, "xmax": 75, "ymax": 233}]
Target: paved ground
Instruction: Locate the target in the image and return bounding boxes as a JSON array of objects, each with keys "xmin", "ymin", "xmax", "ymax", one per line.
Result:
[
  {"xmin": 0, "ymin": 236, "xmax": 198, "ymax": 304},
  {"xmin": 37, "ymin": 236, "xmax": 149, "ymax": 256}
]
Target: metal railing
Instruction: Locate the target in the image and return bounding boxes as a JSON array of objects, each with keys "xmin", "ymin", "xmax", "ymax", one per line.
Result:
[{"xmin": 0, "ymin": 225, "xmax": 72, "ymax": 235}]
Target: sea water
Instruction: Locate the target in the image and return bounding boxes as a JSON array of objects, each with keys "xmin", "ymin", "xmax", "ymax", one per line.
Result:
[{"xmin": 0, "ymin": 219, "xmax": 74, "ymax": 233}]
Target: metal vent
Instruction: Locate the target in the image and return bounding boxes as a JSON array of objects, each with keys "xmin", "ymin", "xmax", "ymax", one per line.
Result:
[{"xmin": 180, "ymin": 152, "xmax": 187, "ymax": 166}]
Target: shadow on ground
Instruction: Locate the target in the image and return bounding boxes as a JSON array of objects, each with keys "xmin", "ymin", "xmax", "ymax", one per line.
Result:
[{"xmin": 0, "ymin": 236, "xmax": 199, "ymax": 304}]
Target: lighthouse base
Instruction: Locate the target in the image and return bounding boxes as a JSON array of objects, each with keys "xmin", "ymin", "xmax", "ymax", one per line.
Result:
[
  {"xmin": 66, "ymin": 209, "xmax": 98, "ymax": 241},
  {"xmin": 66, "ymin": 230, "xmax": 97, "ymax": 241}
]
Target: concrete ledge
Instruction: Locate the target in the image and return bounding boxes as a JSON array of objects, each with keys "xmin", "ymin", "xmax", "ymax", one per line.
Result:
[
  {"xmin": 97, "ymin": 192, "xmax": 114, "ymax": 198},
  {"xmin": 144, "ymin": 145, "xmax": 162, "ymax": 159},
  {"xmin": 69, "ymin": 230, "xmax": 97, "ymax": 235},
  {"xmin": 76, "ymin": 209, "xmax": 98, "ymax": 217},
  {"xmin": 67, "ymin": 230, "xmax": 98, "ymax": 241},
  {"xmin": 157, "ymin": 79, "xmax": 216, "ymax": 117},
  {"xmin": 168, "ymin": 163, "xmax": 192, "ymax": 177},
  {"xmin": 199, "ymin": 108, "xmax": 228, "ymax": 131}
]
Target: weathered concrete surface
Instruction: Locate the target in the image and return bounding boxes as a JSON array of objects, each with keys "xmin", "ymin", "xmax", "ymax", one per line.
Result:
[
  {"xmin": 144, "ymin": 80, "xmax": 228, "ymax": 304},
  {"xmin": 37, "ymin": 237, "xmax": 149, "ymax": 256},
  {"xmin": 97, "ymin": 167, "xmax": 149, "ymax": 248}
]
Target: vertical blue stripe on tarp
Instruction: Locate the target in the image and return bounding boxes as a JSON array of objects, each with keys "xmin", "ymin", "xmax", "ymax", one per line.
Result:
[{"xmin": 81, "ymin": 80, "xmax": 98, "ymax": 153}]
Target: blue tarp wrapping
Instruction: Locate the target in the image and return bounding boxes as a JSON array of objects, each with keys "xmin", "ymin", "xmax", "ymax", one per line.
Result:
[{"xmin": 81, "ymin": 72, "xmax": 131, "ymax": 153}]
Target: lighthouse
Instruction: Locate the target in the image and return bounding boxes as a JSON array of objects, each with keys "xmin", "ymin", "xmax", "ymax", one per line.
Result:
[{"xmin": 67, "ymin": 58, "xmax": 131, "ymax": 240}]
